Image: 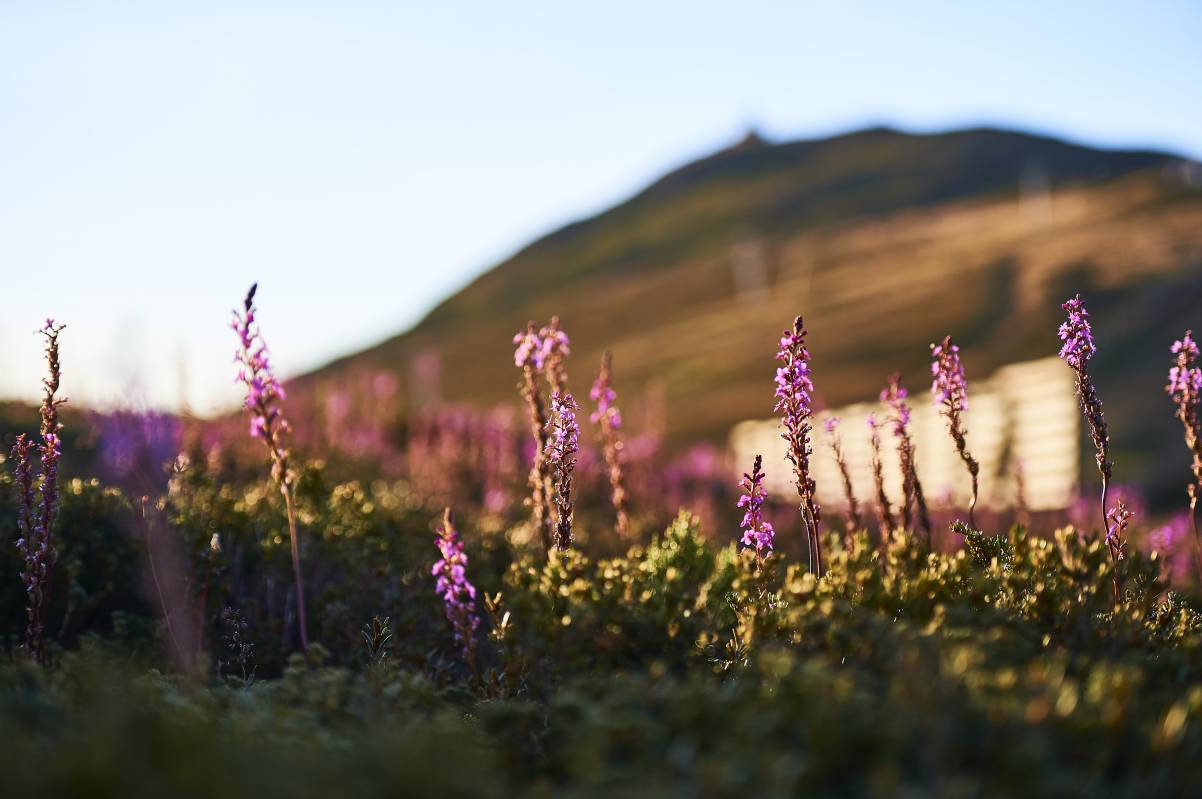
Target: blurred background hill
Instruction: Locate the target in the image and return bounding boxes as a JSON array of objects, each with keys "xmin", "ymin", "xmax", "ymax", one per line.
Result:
[{"xmin": 295, "ymin": 125, "xmax": 1202, "ymax": 501}]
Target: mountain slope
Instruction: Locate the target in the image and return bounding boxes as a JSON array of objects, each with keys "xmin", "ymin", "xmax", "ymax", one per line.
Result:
[{"xmin": 296, "ymin": 126, "xmax": 1202, "ymax": 497}]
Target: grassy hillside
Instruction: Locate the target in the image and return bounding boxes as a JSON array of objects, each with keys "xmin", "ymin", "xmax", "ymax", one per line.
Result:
[{"xmin": 297, "ymin": 127, "xmax": 1202, "ymax": 498}]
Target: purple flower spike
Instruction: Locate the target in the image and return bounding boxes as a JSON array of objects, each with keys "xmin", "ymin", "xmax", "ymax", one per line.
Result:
[
  {"xmin": 513, "ymin": 321, "xmax": 553, "ymax": 550},
  {"xmin": 1058, "ymin": 294, "xmax": 1096, "ymax": 371},
  {"xmin": 738, "ymin": 455, "xmax": 775, "ymax": 558},
  {"xmin": 1057, "ymin": 295, "xmax": 1113, "ymax": 535},
  {"xmin": 930, "ymin": 338, "xmax": 979, "ymax": 529},
  {"xmin": 538, "ymin": 316, "xmax": 571, "ymax": 394},
  {"xmin": 231, "ymin": 284, "xmax": 308, "ymax": 654},
  {"xmin": 775, "ymin": 316, "xmax": 823, "ymax": 576},
  {"xmin": 9, "ymin": 319, "xmax": 67, "ymax": 663},
  {"xmin": 1166, "ymin": 329, "xmax": 1202, "ymax": 578},
  {"xmin": 513, "ymin": 325, "xmax": 544, "ymax": 370},
  {"xmin": 882, "ymin": 374, "xmax": 931, "ymax": 539},
  {"xmin": 432, "ymin": 508, "xmax": 479, "ymax": 661},
  {"xmin": 930, "ymin": 339, "xmax": 968, "ymax": 413},
  {"xmin": 545, "ymin": 392, "xmax": 580, "ymax": 550},
  {"xmin": 590, "ymin": 351, "xmax": 631, "ymax": 537}
]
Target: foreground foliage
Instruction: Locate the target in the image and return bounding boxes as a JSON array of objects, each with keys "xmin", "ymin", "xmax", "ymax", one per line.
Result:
[{"xmin": 3, "ymin": 470, "xmax": 1202, "ymax": 797}]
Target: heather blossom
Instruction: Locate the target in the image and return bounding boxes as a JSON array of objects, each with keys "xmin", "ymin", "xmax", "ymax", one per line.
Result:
[
  {"xmin": 1166, "ymin": 330, "xmax": 1202, "ymax": 573},
  {"xmin": 775, "ymin": 316, "xmax": 823, "ymax": 576},
  {"xmin": 1058, "ymin": 295, "xmax": 1113, "ymax": 532},
  {"xmin": 590, "ymin": 351, "xmax": 631, "ymax": 537},
  {"xmin": 738, "ymin": 455, "xmax": 775, "ymax": 560},
  {"xmin": 232, "ymin": 284, "xmax": 308, "ymax": 654},
  {"xmin": 539, "ymin": 316, "xmax": 571, "ymax": 395},
  {"xmin": 931, "ymin": 337, "xmax": 980, "ymax": 529},
  {"xmin": 432, "ymin": 508, "xmax": 479, "ymax": 661},
  {"xmin": 513, "ymin": 322, "xmax": 553, "ymax": 550},
  {"xmin": 823, "ymin": 417, "xmax": 861, "ymax": 534},
  {"xmin": 545, "ymin": 392, "xmax": 580, "ymax": 550},
  {"xmin": 881, "ymin": 375, "xmax": 931, "ymax": 542}
]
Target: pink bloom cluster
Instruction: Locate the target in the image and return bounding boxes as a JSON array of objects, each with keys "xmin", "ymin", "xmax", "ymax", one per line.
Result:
[
  {"xmin": 1058, "ymin": 294, "xmax": 1096, "ymax": 371},
  {"xmin": 881, "ymin": 379, "xmax": 913, "ymax": 436},
  {"xmin": 232, "ymin": 285, "xmax": 289, "ymax": 443},
  {"xmin": 737, "ymin": 455, "xmax": 775, "ymax": 556},
  {"xmin": 538, "ymin": 319, "xmax": 570, "ymax": 373},
  {"xmin": 930, "ymin": 338, "xmax": 968, "ymax": 413},
  {"xmin": 775, "ymin": 324, "xmax": 815, "ymax": 433},
  {"xmin": 513, "ymin": 326, "xmax": 544, "ymax": 369},
  {"xmin": 589, "ymin": 370, "xmax": 621, "ymax": 430},
  {"xmin": 545, "ymin": 392, "xmax": 580, "ymax": 473},
  {"xmin": 432, "ymin": 510, "xmax": 479, "ymax": 659},
  {"xmin": 1167, "ymin": 331, "xmax": 1202, "ymax": 413}
]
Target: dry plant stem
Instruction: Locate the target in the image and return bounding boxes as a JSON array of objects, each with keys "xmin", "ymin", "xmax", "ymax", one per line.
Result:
[{"xmin": 868, "ymin": 416, "xmax": 895, "ymax": 543}]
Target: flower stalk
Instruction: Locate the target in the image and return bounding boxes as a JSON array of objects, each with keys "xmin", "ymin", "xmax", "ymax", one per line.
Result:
[
  {"xmin": 232, "ymin": 284, "xmax": 308, "ymax": 654},
  {"xmin": 590, "ymin": 351, "xmax": 631, "ymax": 537},
  {"xmin": 824, "ymin": 417, "xmax": 861, "ymax": 534},
  {"xmin": 433, "ymin": 508, "xmax": 479, "ymax": 662},
  {"xmin": 882, "ymin": 374, "xmax": 931, "ymax": 542},
  {"xmin": 10, "ymin": 319, "xmax": 67, "ymax": 664},
  {"xmin": 1166, "ymin": 330, "xmax": 1202, "ymax": 575},
  {"xmin": 738, "ymin": 454, "xmax": 776, "ymax": 564},
  {"xmin": 545, "ymin": 392, "xmax": 580, "ymax": 550},
  {"xmin": 775, "ymin": 316, "xmax": 823, "ymax": 576},
  {"xmin": 1105, "ymin": 502, "xmax": 1131, "ymax": 607},
  {"xmin": 514, "ymin": 322, "xmax": 553, "ymax": 551},
  {"xmin": 1057, "ymin": 295, "xmax": 1113, "ymax": 532},
  {"xmin": 931, "ymin": 337, "xmax": 979, "ymax": 529}
]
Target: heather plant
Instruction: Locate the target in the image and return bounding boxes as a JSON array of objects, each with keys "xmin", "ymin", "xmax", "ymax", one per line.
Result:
[
  {"xmin": 775, "ymin": 316, "xmax": 823, "ymax": 576},
  {"xmin": 590, "ymin": 351, "xmax": 631, "ymax": 537},
  {"xmin": 1058, "ymin": 294, "xmax": 1113, "ymax": 530},
  {"xmin": 931, "ymin": 336, "xmax": 980, "ymax": 529},
  {"xmin": 545, "ymin": 392, "xmax": 580, "ymax": 551},
  {"xmin": 1166, "ymin": 330, "xmax": 1202, "ymax": 573},
  {"xmin": 513, "ymin": 322, "xmax": 553, "ymax": 550},
  {"xmin": 823, "ymin": 417, "xmax": 861, "ymax": 534},
  {"xmin": 232, "ymin": 283, "xmax": 308, "ymax": 654},
  {"xmin": 881, "ymin": 374, "xmax": 931, "ymax": 541}
]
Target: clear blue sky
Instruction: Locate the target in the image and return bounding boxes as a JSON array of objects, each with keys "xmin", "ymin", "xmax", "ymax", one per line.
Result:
[{"xmin": 2, "ymin": 1, "xmax": 1199, "ymax": 414}]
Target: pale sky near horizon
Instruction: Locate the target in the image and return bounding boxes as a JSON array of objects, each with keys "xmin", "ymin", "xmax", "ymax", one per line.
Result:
[{"xmin": 2, "ymin": 1, "xmax": 1200, "ymax": 415}]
